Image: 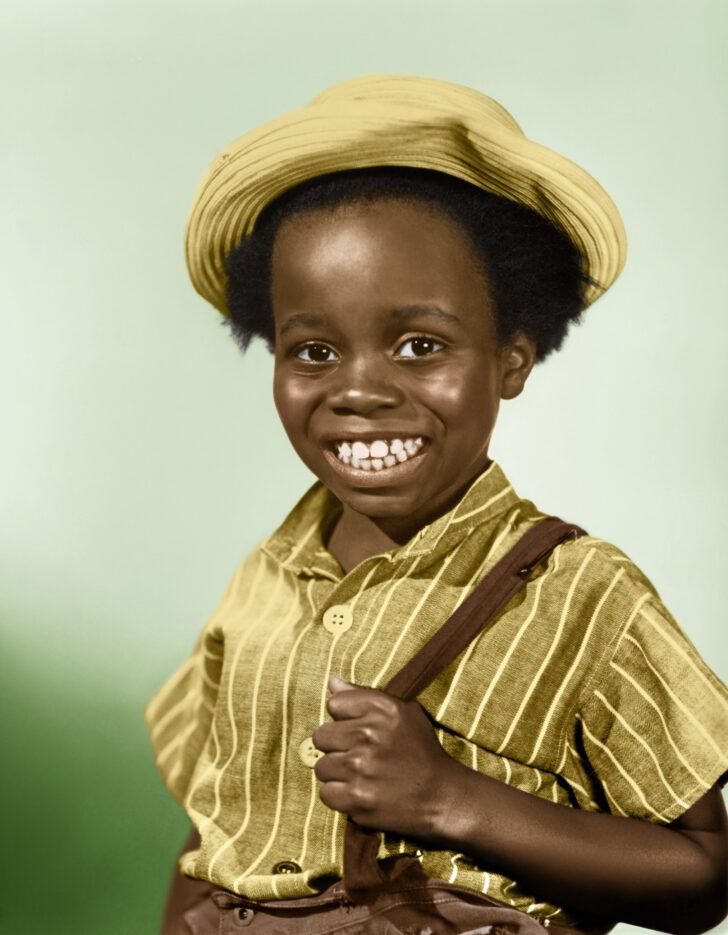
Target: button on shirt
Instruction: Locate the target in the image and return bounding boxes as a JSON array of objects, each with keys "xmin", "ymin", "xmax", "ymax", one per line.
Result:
[
  {"xmin": 322, "ymin": 604, "xmax": 353, "ymax": 634},
  {"xmin": 145, "ymin": 461, "xmax": 728, "ymax": 933},
  {"xmin": 298, "ymin": 737, "xmax": 324, "ymax": 769}
]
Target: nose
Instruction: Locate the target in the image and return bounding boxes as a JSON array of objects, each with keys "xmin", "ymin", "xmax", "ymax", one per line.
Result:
[{"xmin": 326, "ymin": 354, "xmax": 404, "ymax": 415}]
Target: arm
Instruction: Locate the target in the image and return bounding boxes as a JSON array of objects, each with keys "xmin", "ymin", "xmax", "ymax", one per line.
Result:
[
  {"xmin": 317, "ymin": 677, "xmax": 728, "ymax": 935},
  {"xmin": 161, "ymin": 826, "xmax": 214, "ymax": 935},
  {"xmin": 429, "ymin": 758, "xmax": 728, "ymax": 935}
]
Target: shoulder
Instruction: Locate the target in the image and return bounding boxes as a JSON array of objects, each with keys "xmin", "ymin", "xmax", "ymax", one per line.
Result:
[
  {"xmin": 514, "ymin": 517, "xmax": 671, "ymax": 678},
  {"xmin": 521, "ymin": 518, "xmax": 727, "ymax": 703},
  {"xmin": 510, "ymin": 495, "xmax": 656, "ymax": 588},
  {"xmin": 554, "ymin": 530, "xmax": 728, "ymax": 744},
  {"xmin": 551, "ymin": 531, "xmax": 661, "ymax": 602},
  {"xmin": 518, "ymin": 503, "xmax": 663, "ymax": 616}
]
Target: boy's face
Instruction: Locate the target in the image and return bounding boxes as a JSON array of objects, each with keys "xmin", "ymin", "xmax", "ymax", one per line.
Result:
[{"xmin": 271, "ymin": 198, "xmax": 535, "ymax": 538}]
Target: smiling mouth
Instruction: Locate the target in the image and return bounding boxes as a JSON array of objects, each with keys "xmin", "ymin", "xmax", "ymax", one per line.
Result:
[
  {"xmin": 330, "ymin": 436, "xmax": 424, "ymax": 470},
  {"xmin": 322, "ymin": 436, "xmax": 428, "ymax": 483}
]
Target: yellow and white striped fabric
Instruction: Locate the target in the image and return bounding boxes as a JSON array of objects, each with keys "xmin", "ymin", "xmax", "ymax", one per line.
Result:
[{"xmin": 145, "ymin": 461, "xmax": 728, "ymax": 933}]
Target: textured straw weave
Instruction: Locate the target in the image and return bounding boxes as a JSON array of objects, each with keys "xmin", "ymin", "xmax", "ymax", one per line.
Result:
[{"xmin": 184, "ymin": 74, "xmax": 627, "ymax": 315}]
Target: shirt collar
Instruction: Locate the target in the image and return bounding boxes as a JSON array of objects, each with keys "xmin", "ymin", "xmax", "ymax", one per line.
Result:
[{"xmin": 259, "ymin": 460, "xmax": 520, "ymax": 580}]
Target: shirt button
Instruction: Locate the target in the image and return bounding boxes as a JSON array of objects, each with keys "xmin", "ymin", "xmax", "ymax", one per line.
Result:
[
  {"xmin": 298, "ymin": 737, "xmax": 324, "ymax": 768},
  {"xmin": 322, "ymin": 604, "xmax": 353, "ymax": 634},
  {"xmin": 272, "ymin": 860, "xmax": 301, "ymax": 874}
]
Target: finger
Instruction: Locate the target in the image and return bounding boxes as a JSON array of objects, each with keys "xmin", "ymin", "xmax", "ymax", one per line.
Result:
[
  {"xmin": 318, "ymin": 780, "xmax": 378, "ymax": 826},
  {"xmin": 313, "ymin": 750, "xmax": 356, "ymax": 782},
  {"xmin": 326, "ymin": 686, "xmax": 396, "ymax": 721},
  {"xmin": 328, "ymin": 674, "xmax": 357, "ymax": 693},
  {"xmin": 318, "ymin": 779, "xmax": 352, "ymax": 815},
  {"xmin": 312, "ymin": 720, "xmax": 361, "ymax": 752}
]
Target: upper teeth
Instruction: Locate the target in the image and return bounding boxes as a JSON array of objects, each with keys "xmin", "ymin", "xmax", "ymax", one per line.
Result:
[{"xmin": 334, "ymin": 437, "xmax": 424, "ymax": 468}]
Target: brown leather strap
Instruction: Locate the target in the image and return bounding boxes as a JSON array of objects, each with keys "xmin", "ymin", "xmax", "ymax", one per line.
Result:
[{"xmin": 343, "ymin": 516, "xmax": 588, "ymax": 897}]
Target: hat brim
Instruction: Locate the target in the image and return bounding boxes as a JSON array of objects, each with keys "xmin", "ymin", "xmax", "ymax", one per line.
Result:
[{"xmin": 185, "ymin": 80, "xmax": 626, "ymax": 315}]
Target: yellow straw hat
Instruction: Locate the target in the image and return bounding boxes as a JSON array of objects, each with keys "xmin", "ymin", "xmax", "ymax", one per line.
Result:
[{"xmin": 185, "ymin": 74, "xmax": 627, "ymax": 315}]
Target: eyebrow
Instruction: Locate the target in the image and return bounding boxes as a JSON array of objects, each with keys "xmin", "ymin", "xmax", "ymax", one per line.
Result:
[
  {"xmin": 390, "ymin": 305, "xmax": 462, "ymax": 327},
  {"xmin": 279, "ymin": 312, "xmax": 324, "ymax": 337},
  {"xmin": 278, "ymin": 305, "xmax": 461, "ymax": 337}
]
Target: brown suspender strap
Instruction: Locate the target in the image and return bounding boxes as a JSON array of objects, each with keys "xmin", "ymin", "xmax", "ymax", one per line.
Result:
[
  {"xmin": 343, "ymin": 515, "xmax": 588, "ymax": 897},
  {"xmin": 384, "ymin": 516, "xmax": 588, "ymax": 701}
]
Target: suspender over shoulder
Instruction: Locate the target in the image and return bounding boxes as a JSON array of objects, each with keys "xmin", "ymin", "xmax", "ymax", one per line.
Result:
[{"xmin": 343, "ymin": 515, "xmax": 588, "ymax": 896}]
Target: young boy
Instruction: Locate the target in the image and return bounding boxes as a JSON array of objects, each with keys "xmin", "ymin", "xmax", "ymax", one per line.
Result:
[{"xmin": 146, "ymin": 75, "xmax": 728, "ymax": 934}]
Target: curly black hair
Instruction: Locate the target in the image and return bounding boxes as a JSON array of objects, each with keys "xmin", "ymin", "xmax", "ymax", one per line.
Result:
[{"xmin": 222, "ymin": 166, "xmax": 587, "ymax": 363}]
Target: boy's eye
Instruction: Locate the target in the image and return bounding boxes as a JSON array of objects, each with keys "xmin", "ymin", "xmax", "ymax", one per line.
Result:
[
  {"xmin": 296, "ymin": 343, "xmax": 338, "ymax": 363},
  {"xmin": 395, "ymin": 336, "xmax": 445, "ymax": 358}
]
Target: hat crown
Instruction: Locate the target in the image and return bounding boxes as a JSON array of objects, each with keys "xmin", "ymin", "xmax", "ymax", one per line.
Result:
[{"xmin": 310, "ymin": 74, "xmax": 524, "ymax": 136}]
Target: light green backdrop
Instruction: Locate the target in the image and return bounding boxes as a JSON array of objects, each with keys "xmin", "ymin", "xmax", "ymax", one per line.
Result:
[{"xmin": 2, "ymin": 1, "xmax": 726, "ymax": 932}]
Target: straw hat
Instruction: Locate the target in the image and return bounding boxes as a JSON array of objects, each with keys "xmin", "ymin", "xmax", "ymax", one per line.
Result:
[{"xmin": 185, "ymin": 74, "xmax": 627, "ymax": 315}]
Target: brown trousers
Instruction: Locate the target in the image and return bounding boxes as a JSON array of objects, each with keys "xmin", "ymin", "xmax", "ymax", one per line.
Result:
[{"xmin": 171, "ymin": 871, "xmax": 586, "ymax": 934}]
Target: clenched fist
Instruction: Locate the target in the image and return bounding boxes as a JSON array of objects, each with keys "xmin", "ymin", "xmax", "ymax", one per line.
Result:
[{"xmin": 311, "ymin": 674, "xmax": 460, "ymax": 842}]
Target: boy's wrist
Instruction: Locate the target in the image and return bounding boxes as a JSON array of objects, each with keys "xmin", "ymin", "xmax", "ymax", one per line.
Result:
[{"xmin": 426, "ymin": 754, "xmax": 495, "ymax": 853}]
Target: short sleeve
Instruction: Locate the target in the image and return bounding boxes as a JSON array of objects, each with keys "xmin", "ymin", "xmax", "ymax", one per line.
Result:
[
  {"xmin": 575, "ymin": 595, "xmax": 728, "ymax": 824},
  {"xmin": 143, "ymin": 566, "xmax": 239, "ymax": 807}
]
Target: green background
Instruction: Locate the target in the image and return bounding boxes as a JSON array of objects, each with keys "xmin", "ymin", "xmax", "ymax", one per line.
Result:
[{"xmin": 2, "ymin": 1, "xmax": 726, "ymax": 932}]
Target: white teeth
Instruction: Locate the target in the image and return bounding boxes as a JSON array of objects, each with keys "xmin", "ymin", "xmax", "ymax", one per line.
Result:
[{"xmin": 331, "ymin": 436, "xmax": 426, "ymax": 469}]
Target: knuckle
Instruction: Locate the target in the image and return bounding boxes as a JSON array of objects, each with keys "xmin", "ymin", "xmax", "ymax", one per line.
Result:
[
  {"xmin": 357, "ymin": 724, "xmax": 375, "ymax": 744},
  {"xmin": 349, "ymin": 752, "xmax": 366, "ymax": 775},
  {"xmin": 374, "ymin": 697, "xmax": 400, "ymax": 724},
  {"xmin": 381, "ymin": 693, "xmax": 400, "ymax": 713},
  {"xmin": 352, "ymin": 783, "xmax": 375, "ymax": 812}
]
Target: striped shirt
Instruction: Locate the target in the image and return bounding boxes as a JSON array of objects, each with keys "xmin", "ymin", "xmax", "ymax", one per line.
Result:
[{"xmin": 145, "ymin": 460, "xmax": 728, "ymax": 932}]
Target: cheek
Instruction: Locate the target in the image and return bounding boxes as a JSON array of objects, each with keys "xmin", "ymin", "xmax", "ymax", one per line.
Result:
[
  {"xmin": 421, "ymin": 367, "xmax": 497, "ymax": 429},
  {"xmin": 273, "ymin": 371, "xmax": 316, "ymax": 443}
]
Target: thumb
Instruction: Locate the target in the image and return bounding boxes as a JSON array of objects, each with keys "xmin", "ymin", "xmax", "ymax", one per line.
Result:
[{"xmin": 328, "ymin": 674, "xmax": 356, "ymax": 693}]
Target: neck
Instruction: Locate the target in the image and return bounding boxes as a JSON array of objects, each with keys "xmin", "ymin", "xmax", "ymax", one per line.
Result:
[
  {"xmin": 324, "ymin": 457, "xmax": 493, "ymax": 574},
  {"xmin": 325, "ymin": 505, "xmax": 402, "ymax": 574}
]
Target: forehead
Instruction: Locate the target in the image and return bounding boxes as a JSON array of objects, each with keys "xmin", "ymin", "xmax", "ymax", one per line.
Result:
[{"xmin": 271, "ymin": 198, "xmax": 492, "ymax": 313}]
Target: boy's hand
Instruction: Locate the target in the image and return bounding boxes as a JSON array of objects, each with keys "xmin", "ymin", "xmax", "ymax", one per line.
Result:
[{"xmin": 311, "ymin": 674, "xmax": 458, "ymax": 840}]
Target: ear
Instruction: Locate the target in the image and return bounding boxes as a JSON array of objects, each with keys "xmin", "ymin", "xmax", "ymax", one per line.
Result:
[{"xmin": 500, "ymin": 332, "xmax": 537, "ymax": 401}]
